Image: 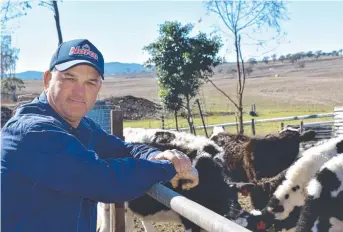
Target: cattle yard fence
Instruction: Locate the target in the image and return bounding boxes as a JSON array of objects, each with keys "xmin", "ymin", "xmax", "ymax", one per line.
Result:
[
  {"xmin": 102, "ymin": 109, "xmax": 252, "ymax": 232},
  {"xmin": 86, "ymin": 105, "xmax": 343, "ymax": 232}
]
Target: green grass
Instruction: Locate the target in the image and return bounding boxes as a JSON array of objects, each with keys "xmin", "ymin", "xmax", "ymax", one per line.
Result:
[{"xmin": 123, "ymin": 107, "xmax": 334, "ymax": 137}]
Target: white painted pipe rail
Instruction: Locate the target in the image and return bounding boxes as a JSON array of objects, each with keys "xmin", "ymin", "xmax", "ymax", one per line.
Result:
[
  {"xmin": 170, "ymin": 113, "xmax": 334, "ymax": 131},
  {"xmin": 147, "ymin": 183, "xmax": 252, "ymax": 232}
]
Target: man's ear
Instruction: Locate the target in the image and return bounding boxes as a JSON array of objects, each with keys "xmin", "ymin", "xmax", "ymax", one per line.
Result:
[{"xmin": 43, "ymin": 71, "xmax": 52, "ymax": 91}]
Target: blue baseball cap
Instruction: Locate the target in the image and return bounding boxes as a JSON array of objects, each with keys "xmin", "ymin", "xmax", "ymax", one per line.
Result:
[{"xmin": 49, "ymin": 39, "xmax": 104, "ymax": 79}]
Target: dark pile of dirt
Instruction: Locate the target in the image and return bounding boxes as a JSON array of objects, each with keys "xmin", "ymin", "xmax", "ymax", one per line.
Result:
[
  {"xmin": 1, "ymin": 106, "xmax": 13, "ymax": 128},
  {"xmin": 104, "ymin": 95, "xmax": 162, "ymax": 120}
]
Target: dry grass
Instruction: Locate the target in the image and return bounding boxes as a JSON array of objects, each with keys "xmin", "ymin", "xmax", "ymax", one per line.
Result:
[
  {"xmin": 12, "ymin": 57, "xmax": 343, "ymax": 136},
  {"xmin": 18, "ymin": 57, "xmax": 343, "ymax": 112}
]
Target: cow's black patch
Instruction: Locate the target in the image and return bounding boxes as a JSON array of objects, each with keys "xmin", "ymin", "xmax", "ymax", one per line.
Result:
[
  {"xmin": 336, "ymin": 139, "xmax": 343, "ymax": 153},
  {"xmin": 268, "ymin": 197, "xmax": 284, "ymax": 213},
  {"xmin": 203, "ymin": 144, "xmax": 220, "ymax": 157},
  {"xmin": 153, "ymin": 131, "xmax": 176, "ymax": 143}
]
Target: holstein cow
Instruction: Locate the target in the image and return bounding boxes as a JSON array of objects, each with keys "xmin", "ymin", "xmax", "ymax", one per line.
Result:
[
  {"xmin": 225, "ymin": 136, "xmax": 343, "ymax": 232},
  {"xmin": 295, "ymin": 153, "xmax": 343, "ymax": 232},
  {"xmin": 97, "ymin": 128, "xmax": 252, "ymax": 232},
  {"xmin": 257, "ymin": 136, "xmax": 343, "ymax": 231}
]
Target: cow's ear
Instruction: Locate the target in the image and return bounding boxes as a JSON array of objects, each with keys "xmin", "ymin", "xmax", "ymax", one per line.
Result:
[{"xmin": 229, "ymin": 182, "xmax": 256, "ymax": 197}]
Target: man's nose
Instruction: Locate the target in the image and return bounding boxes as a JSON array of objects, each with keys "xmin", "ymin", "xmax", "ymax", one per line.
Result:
[{"xmin": 72, "ymin": 82, "xmax": 86, "ymax": 95}]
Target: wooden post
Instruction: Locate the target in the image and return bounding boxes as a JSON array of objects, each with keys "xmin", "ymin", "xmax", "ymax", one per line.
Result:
[
  {"xmin": 196, "ymin": 99, "xmax": 208, "ymax": 138},
  {"xmin": 161, "ymin": 114, "xmax": 165, "ymax": 129},
  {"xmin": 300, "ymin": 121, "xmax": 304, "ymax": 133},
  {"xmin": 192, "ymin": 123, "xmax": 197, "ymax": 135},
  {"xmin": 110, "ymin": 110, "xmax": 125, "ymax": 232},
  {"xmin": 174, "ymin": 110, "xmax": 179, "ymax": 131},
  {"xmin": 251, "ymin": 119, "xmax": 256, "ymax": 135},
  {"xmin": 281, "ymin": 122, "xmax": 284, "ymax": 130}
]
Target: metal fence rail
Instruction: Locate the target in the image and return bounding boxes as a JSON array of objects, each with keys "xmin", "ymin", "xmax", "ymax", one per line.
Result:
[
  {"xmin": 147, "ymin": 184, "xmax": 251, "ymax": 232},
  {"xmin": 170, "ymin": 113, "xmax": 334, "ymax": 132}
]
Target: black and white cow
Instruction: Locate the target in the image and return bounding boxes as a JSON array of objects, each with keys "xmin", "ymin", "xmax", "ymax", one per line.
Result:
[
  {"xmin": 97, "ymin": 128, "xmax": 252, "ymax": 232},
  {"xmin": 229, "ymin": 136, "xmax": 343, "ymax": 232},
  {"xmin": 295, "ymin": 153, "xmax": 343, "ymax": 232},
  {"xmin": 247, "ymin": 135, "xmax": 343, "ymax": 232},
  {"xmin": 266, "ymin": 136, "xmax": 343, "ymax": 220}
]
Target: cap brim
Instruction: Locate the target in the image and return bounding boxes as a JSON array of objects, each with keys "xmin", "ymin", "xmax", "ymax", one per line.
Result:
[{"xmin": 54, "ymin": 60, "xmax": 104, "ymax": 79}]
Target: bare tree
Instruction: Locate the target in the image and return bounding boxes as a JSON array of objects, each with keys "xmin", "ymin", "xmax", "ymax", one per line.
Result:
[
  {"xmin": 1, "ymin": 0, "xmax": 63, "ymax": 46},
  {"xmin": 205, "ymin": 0, "xmax": 289, "ymax": 134},
  {"xmin": 0, "ymin": 0, "xmax": 31, "ymax": 34},
  {"xmin": 39, "ymin": 1, "xmax": 63, "ymax": 45}
]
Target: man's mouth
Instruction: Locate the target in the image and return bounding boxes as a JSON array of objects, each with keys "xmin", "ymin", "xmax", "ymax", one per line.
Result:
[{"xmin": 69, "ymin": 98, "xmax": 85, "ymax": 104}]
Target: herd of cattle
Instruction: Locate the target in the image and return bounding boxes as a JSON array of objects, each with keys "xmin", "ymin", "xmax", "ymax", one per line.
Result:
[{"xmin": 97, "ymin": 126, "xmax": 343, "ymax": 232}]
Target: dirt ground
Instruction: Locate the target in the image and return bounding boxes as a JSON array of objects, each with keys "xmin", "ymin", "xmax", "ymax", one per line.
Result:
[{"xmin": 96, "ymin": 194, "xmax": 252, "ymax": 232}]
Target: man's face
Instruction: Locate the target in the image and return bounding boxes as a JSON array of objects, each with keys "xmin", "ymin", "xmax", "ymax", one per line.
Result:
[{"xmin": 44, "ymin": 64, "xmax": 102, "ymax": 126}]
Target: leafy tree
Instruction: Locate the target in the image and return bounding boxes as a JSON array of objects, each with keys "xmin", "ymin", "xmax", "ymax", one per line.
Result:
[
  {"xmin": 248, "ymin": 58, "xmax": 257, "ymax": 65},
  {"xmin": 306, "ymin": 51, "xmax": 314, "ymax": 58},
  {"xmin": 158, "ymin": 87, "xmax": 183, "ymax": 131},
  {"xmin": 279, "ymin": 55, "xmax": 285, "ymax": 62},
  {"xmin": 1, "ymin": 76, "xmax": 25, "ymax": 102},
  {"xmin": 286, "ymin": 53, "xmax": 292, "ymax": 60},
  {"xmin": 331, "ymin": 50, "xmax": 339, "ymax": 57},
  {"xmin": 245, "ymin": 66, "xmax": 253, "ymax": 76},
  {"xmin": 315, "ymin": 50, "xmax": 322, "ymax": 59},
  {"xmin": 271, "ymin": 54, "xmax": 277, "ymax": 62},
  {"xmin": 263, "ymin": 56, "xmax": 269, "ymax": 64},
  {"xmin": 1, "ymin": 35, "xmax": 20, "ymax": 79},
  {"xmin": 144, "ymin": 21, "xmax": 222, "ymax": 133},
  {"xmin": 205, "ymin": 0, "xmax": 289, "ymax": 134}
]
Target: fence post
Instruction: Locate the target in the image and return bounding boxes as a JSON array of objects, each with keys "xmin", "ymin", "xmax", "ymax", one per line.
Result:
[
  {"xmin": 161, "ymin": 114, "xmax": 165, "ymax": 129},
  {"xmin": 281, "ymin": 122, "xmax": 284, "ymax": 130},
  {"xmin": 196, "ymin": 99, "xmax": 208, "ymax": 138},
  {"xmin": 300, "ymin": 121, "xmax": 304, "ymax": 133},
  {"xmin": 110, "ymin": 110, "xmax": 125, "ymax": 232},
  {"xmin": 174, "ymin": 110, "xmax": 179, "ymax": 131},
  {"xmin": 251, "ymin": 119, "xmax": 256, "ymax": 135}
]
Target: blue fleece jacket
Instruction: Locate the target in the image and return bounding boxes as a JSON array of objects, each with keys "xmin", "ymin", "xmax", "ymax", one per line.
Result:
[{"xmin": 1, "ymin": 91, "xmax": 176, "ymax": 232}]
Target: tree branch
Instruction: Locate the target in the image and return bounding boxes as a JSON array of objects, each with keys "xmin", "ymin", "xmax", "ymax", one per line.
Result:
[
  {"xmin": 215, "ymin": 1, "xmax": 234, "ymax": 33},
  {"xmin": 238, "ymin": 35, "xmax": 246, "ymax": 95},
  {"xmin": 237, "ymin": 2, "xmax": 267, "ymax": 31},
  {"xmin": 207, "ymin": 78, "xmax": 239, "ymax": 109},
  {"xmin": 237, "ymin": 1, "xmax": 263, "ymax": 23}
]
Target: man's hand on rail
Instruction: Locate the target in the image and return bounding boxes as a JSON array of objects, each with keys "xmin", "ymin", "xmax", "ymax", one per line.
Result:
[
  {"xmin": 149, "ymin": 149, "xmax": 199, "ymax": 190},
  {"xmin": 149, "ymin": 149, "xmax": 192, "ymax": 174},
  {"xmin": 170, "ymin": 167, "xmax": 199, "ymax": 190}
]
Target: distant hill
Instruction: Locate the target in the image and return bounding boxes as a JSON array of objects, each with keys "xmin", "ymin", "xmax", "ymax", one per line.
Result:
[
  {"xmin": 13, "ymin": 62, "xmax": 153, "ymax": 80},
  {"xmin": 105, "ymin": 62, "xmax": 153, "ymax": 76},
  {"xmin": 16, "ymin": 71, "xmax": 44, "ymax": 80}
]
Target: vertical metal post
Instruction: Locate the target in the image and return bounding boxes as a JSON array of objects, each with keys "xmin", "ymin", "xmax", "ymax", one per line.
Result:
[{"xmin": 110, "ymin": 110, "xmax": 125, "ymax": 232}]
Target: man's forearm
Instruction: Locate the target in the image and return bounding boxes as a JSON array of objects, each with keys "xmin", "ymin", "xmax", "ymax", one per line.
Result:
[{"xmin": 123, "ymin": 142, "xmax": 161, "ymax": 160}]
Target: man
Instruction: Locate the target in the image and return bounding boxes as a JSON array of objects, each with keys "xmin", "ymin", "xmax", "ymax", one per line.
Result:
[{"xmin": 1, "ymin": 39, "xmax": 199, "ymax": 232}]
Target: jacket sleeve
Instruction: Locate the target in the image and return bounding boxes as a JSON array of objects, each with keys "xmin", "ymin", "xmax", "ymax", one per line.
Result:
[
  {"xmin": 92, "ymin": 122, "xmax": 161, "ymax": 160},
  {"xmin": 9, "ymin": 122, "xmax": 176, "ymax": 203}
]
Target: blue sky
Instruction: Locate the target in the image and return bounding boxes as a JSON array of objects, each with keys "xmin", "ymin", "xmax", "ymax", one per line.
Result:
[{"xmin": 7, "ymin": 0, "xmax": 343, "ymax": 73}]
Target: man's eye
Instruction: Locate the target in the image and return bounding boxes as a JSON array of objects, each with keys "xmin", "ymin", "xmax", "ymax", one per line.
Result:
[{"xmin": 64, "ymin": 77, "xmax": 75, "ymax": 81}]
